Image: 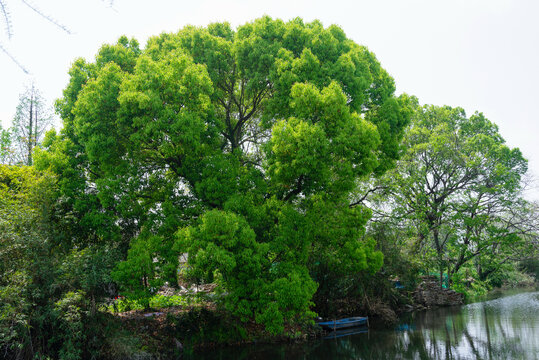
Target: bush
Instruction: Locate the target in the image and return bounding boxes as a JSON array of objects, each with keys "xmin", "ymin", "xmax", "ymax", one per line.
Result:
[
  {"xmin": 451, "ymin": 271, "xmax": 489, "ymax": 301},
  {"xmin": 149, "ymin": 294, "xmax": 187, "ymax": 309}
]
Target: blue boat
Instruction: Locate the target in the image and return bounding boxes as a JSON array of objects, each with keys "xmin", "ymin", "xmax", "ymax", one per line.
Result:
[{"xmin": 317, "ymin": 316, "xmax": 369, "ymax": 331}]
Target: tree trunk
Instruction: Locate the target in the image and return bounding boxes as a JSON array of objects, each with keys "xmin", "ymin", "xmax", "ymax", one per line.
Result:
[
  {"xmin": 27, "ymin": 92, "xmax": 34, "ymax": 166},
  {"xmin": 433, "ymin": 227, "xmax": 444, "ymax": 289}
]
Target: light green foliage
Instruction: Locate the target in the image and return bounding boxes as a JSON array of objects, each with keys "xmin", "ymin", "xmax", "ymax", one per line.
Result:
[
  {"xmin": 0, "ymin": 165, "xmax": 56, "ymax": 283},
  {"xmin": 450, "ymin": 269, "xmax": 489, "ymax": 301},
  {"xmin": 268, "ymin": 81, "xmax": 381, "ymax": 197},
  {"xmin": 112, "ymin": 231, "xmax": 178, "ymax": 306},
  {"xmin": 39, "ymin": 17, "xmax": 410, "ymax": 333},
  {"xmin": 149, "ymin": 294, "xmax": 187, "ymax": 309},
  {"xmin": 105, "ymin": 294, "xmax": 189, "ymax": 313},
  {"xmin": 177, "ymin": 210, "xmax": 317, "ymax": 334}
]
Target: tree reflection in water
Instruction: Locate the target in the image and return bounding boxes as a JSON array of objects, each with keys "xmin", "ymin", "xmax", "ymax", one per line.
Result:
[{"xmin": 188, "ymin": 291, "xmax": 539, "ymax": 360}]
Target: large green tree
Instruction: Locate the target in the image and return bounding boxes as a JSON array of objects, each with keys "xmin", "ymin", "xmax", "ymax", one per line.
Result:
[
  {"xmin": 375, "ymin": 104, "xmax": 531, "ymax": 288},
  {"xmin": 37, "ymin": 17, "xmax": 411, "ymax": 332}
]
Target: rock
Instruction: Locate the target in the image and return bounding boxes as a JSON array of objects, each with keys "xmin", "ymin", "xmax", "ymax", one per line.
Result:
[
  {"xmin": 369, "ymin": 301, "xmax": 398, "ymax": 324},
  {"xmin": 157, "ymin": 283, "xmax": 176, "ymax": 297},
  {"xmin": 413, "ymin": 276, "xmax": 464, "ymax": 307},
  {"xmin": 403, "ymin": 304, "xmax": 415, "ymax": 312}
]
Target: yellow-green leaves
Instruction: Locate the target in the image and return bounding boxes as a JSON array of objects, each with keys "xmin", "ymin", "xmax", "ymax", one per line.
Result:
[
  {"xmin": 118, "ymin": 51, "xmax": 215, "ymax": 165},
  {"xmin": 269, "ymin": 81, "xmax": 381, "ymax": 200},
  {"xmin": 74, "ymin": 63, "xmax": 125, "ymax": 170},
  {"xmin": 95, "ymin": 35, "xmax": 140, "ymax": 73},
  {"xmin": 269, "ymin": 117, "xmax": 330, "ymax": 197}
]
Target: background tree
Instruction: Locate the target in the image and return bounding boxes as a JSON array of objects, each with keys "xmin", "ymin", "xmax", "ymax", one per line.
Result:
[
  {"xmin": 374, "ymin": 104, "xmax": 531, "ymax": 289},
  {"xmin": 11, "ymin": 83, "xmax": 53, "ymax": 165}
]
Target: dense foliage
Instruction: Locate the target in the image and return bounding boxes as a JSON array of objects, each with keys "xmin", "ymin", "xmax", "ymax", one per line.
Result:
[
  {"xmin": 369, "ymin": 104, "xmax": 537, "ymax": 294},
  {"xmin": 0, "ymin": 16, "xmax": 537, "ymax": 359},
  {"xmin": 0, "ymin": 166, "xmax": 120, "ymax": 359},
  {"xmin": 36, "ymin": 17, "xmax": 411, "ymax": 334}
]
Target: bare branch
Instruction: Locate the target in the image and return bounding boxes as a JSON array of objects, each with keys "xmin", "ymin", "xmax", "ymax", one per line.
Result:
[
  {"xmin": 21, "ymin": 0, "xmax": 72, "ymax": 34},
  {"xmin": 0, "ymin": 0, "xmax": 12, "ymax": 39},
  {"xmin": 0, "ymin": 41, "xmax": 28, "ymax": 73},
  {"xmin": 349, "ymin": 185, "xmax": 385, "ymax": 207}
]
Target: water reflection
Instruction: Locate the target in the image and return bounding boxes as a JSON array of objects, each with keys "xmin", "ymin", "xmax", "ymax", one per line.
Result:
[{"xmin": 189, "ymin": 291, "xmax": 539, "ymax": 359}]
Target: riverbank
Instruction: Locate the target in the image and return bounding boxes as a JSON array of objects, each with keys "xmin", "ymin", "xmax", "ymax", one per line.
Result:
[
  {"xmin": 103, "ymin": 299, "xmax": 413, "ymax": 357},
  {"xmin": 102, "ymin": 281, "xmax": 538, "ymax": 359},
  {"xmin": 182, "ymin": 290, "xmax": 539, "ymax": 360},
  {"xmin": 107, "ymin": 306, "xmax": 323, "ymax": 359}
]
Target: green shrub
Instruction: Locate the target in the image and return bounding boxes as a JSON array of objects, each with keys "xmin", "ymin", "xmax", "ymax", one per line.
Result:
[
  {"xmin": 149, "ymin": 294, "xmax": 187, "ymax": 309},
  {"xmin": 451, "ymin": 271, "xmax": 489, "ymax": 301}
]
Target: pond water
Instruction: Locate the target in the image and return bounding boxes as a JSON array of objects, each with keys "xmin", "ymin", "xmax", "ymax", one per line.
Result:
[{"xmin": 189, "ymin": 290, "xmax": 539, "ymax": 359}]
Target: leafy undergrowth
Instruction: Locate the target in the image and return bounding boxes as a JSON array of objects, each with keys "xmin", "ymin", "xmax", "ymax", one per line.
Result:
[{"xmin": 103, "ymin": 294, "xmax": 197, "ymax": 313}]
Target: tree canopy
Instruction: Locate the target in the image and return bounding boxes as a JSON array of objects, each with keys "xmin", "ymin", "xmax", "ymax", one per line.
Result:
[
  {"xmin": 36, "ymin": 17, "xmax": 412, "ymax": 332},
  {"xmin": 372, "ymin": 104, "xmax": 532, "ymax": 288}
]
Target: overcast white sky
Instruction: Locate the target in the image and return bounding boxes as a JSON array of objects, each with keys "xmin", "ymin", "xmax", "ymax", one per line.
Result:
[{"xmin": 1, "ymin": 0, "xmax": 538, "ymax": 199}]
